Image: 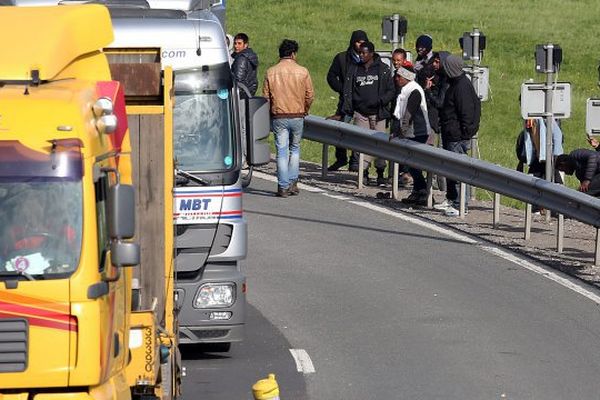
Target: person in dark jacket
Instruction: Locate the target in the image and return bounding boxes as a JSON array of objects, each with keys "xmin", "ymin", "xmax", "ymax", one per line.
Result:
[
  {"xmin": 434, "ymin": 54, "xmax": 481, "ymax": 216},
  {"xmin": 414, "ymin": 34, "xmax": 433, "ymax": 72},
  {"xmin": 231, "ymin": 33, "xmax": 259, "ymax": 97},
  {"xmin": 351, "ymin": 41, "xmax": 395, "ymax": 185},
  {"xmin": 326, "ymin": 30, "xmax": 369, "ymax": 171},
  {"xmin": 556, "ymin": 149, "xmax": 600, "ymax": 195},
  {"xmin": 419, "ymin": 51, "xmax": 450, "ymax": 135}
]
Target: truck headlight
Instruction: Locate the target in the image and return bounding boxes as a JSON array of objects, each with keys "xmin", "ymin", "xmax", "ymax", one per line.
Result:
[{"xmin": 194, "ymin": 283, "xmax": 235, "ymax": 308}]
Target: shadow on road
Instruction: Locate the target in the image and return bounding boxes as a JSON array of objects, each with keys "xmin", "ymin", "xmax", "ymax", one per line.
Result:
[
  {"xmin": 245, "ymin": 208, "xmax": 470, "ymax": 246},
  {"xmin": 179, "ymin": 304, "xmax": 308, "ymax": 400}
]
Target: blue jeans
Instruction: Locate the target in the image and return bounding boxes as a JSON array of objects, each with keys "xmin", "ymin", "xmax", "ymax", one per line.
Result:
[
  {"xmin": 443, "ymin": 139, "xmax": 471, "ymax": 205},
  {"xmin": 272, "ymin": 118, "xmax": 304, "ymax": 189}
]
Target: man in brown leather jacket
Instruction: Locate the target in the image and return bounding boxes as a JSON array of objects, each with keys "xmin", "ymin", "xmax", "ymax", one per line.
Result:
[{"xmin": 263, "ymin": 39, "xmax": 314, "ymax": 197}]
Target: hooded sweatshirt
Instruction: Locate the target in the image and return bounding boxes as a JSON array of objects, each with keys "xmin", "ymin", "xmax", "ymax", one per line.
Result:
[
  {"xmin": 421, "ymin": 51, "xmax": 450, "ymax": 133},
  {"xmin": 440, "ymin": 54, "xmax": 481, "ymax": 142},
  {"xmin": 232, "ymin": 47, "xmax": 259, "ymax": 96},
  {"xmin": 327, "ymin": 30, "xmax": 369, "ymax": 115}
]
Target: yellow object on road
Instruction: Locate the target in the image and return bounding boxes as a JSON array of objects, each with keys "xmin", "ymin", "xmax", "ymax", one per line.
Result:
[{"xmin": 252, "ymin": 373, "xmax": 280, "ymax": 400}]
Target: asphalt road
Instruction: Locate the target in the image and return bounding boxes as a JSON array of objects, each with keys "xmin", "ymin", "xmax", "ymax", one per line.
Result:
[{"xmin": 181, "ymin": 176, "xmax": 600, "ymax": 399}]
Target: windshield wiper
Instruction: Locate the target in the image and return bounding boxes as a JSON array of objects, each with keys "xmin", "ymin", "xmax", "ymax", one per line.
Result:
[
  {"xmin": 175, "ymin": 169, "xmax": 209, "ymax": 186},
  {"xmin": 0, "ymin": 271, "xmax": 35, "ymax": 281}
]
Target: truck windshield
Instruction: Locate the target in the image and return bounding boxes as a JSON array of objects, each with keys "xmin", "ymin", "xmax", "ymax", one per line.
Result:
[
  {"xmin": 173, "ymin": 64, "xmax": 235, "ymax": 173},
  {"xmin": 0, "ymin": 141, "xmax": 83, "ymax": 279}
]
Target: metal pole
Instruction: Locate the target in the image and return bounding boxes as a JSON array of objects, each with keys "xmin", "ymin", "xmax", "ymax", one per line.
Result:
[
  {"xmin": 544, "ymin": 44, "xmax": 555, "ymax": 222},
  {"xmin": 426, "ymin": 172, "xmax": 433, "ymax": 208},
  {"xmin": 557, "ymin": 213, "xmax": 564, "ymax": 253},
  {"xmin": 493, "ymin": 193, "xmax": 500, "ymax": 228},
  {"xmin": 544, "ymin": 45, "xmax": 554, "ymax": 183},
  {"xmin": 392, "ymin": 162, "xmax": 399, "ymax": 200},
  {"xmin": 596, "ymin": 228, "xmax": 600, "ymax": 267},
  {"xmin": 524, "ymin": 203, "xmax": 532, "ymax": 241},
  {"xmin": 469, "ymin": 29, "xmax": 481, "ymax": 201},
  {"xmin": 321, "ymin": 144, "xmax": 328, "ymax": 178},
  {"xmin": 459, "ymin": 182, "xmax": 466, "ymax": 218},
  {"xmin": 358, "ymin": 153, "xmax": 365, "ymax": 189},
  {"xmin": 391, "ymin": 14, "xmax": 400, "ymax": 51}
]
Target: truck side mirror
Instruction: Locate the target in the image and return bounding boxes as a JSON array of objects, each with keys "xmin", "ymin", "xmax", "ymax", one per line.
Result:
[
  {"xmin": 243, "ymin": 96, "xmax": 270, "ymax": 166},
  {"xmin": 107, "ymin": 183, "xmax": 135, "ymax": 239},
  {"xmin": 110, "ymin": 241, "xmax": 140, "ymax": 267}
]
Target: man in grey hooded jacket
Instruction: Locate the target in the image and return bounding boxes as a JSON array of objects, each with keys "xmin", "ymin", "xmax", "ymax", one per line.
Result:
[{"xmin": 435, "ymin": 54, "xmax": 481, "ymax": 216}]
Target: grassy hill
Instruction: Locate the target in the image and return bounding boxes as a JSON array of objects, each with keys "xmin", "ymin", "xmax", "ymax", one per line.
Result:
[{"xmin": 227, "ymin": 0, "xmax": 600, "ymax": 184}]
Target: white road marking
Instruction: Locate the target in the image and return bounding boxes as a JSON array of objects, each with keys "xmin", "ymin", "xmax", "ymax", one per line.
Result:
[
  {"xmin": 252, "ymin": 173, "xmax": 600, "ymax": 306},
  {"xmin": 349, "ymin": 201, "xmax": 477, "ymax": 244},
  {"xmin": 479, "ymin": 245, "xmax": 600, "ymax": 305},
  {"xmin": 289, "ymin": 349, "xmax": 316, "ymax": 374},
  {"xmin": 321, "ymin": 193, "xmax": 351, "ymax": 200}
]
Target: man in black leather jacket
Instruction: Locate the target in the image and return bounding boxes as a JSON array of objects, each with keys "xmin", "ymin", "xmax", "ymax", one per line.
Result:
[{"xmin": 231, "ymin": 33, "xmax": 259, "ymax": 97}]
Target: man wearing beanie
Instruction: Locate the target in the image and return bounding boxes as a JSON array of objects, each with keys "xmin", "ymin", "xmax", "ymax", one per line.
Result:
[
  {"xmin": 326, "ymin": 30, "xmax": 369, "ymax": 172},
  {"xmin": 415, "ymin": 34, "xmax": 433, "ymax": 72},
  {"xmin": 392, "ymin": 65, "xmax": 431, "ymax": 206},
  {"xmin": 433, "ymin": 54, "xmax": 481, "ymax": 217}
]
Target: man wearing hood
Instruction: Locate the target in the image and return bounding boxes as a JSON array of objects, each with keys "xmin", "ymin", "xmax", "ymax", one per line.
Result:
[
  {"xmin": 434, "ymin": 54, "xmax": 481, "ymax": 217},
  {"xmin": 420, "ymin": 51, "xmax": 450, "ymax": 135},
  {"xmin": 232, "ymin": 33, "xmax": 259, "ymax": 97},
  {"xmin": 326, "ymin": 30, "xmax": 369, "ymax": 171}
]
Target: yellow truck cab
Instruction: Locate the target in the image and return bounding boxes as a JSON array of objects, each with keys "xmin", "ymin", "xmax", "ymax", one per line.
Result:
[{"xmin": 0, "ymin": 5, "xmax": 155, "ymax": 399}]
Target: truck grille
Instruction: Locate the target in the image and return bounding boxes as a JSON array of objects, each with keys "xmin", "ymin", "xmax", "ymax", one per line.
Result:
[{"xmin": 0, "ymin": 319, "xmax": 28, "ymax": 373}]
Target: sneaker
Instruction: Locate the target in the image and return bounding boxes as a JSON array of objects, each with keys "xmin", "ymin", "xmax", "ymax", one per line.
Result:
[
  {"xmin": 433, "ymin": 199, "xmax": 452, "ymax": 210},
  {"xmin": 276, "ymin": 186, "xmax": 289, "ymax": 198},
  {"xmin": 377, "ymin": 176, "xmax": 387, "ymax": 187},
  {"xmin": 444, "ymin": 206, "xmax": 460, "ymax": 217},
  {"xmin": 327, "ymin": 160, "xmax": 347, "ymax": 171},
  {"xmin": 289, "ymin": 180, "xmax": 299, "ymax": 195}
]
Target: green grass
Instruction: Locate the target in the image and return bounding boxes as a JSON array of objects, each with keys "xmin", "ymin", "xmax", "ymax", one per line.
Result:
[{"xmin": 228, "ymin": 0, "xmax": 600, "ymax": 200}]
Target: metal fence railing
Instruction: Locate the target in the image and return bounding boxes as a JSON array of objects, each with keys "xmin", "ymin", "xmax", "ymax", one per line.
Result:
[{"xmin": 303, "ymin": 115, "xmax": 600, "ymax": 265}]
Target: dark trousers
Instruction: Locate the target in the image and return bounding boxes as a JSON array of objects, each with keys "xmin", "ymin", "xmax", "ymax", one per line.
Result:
[
  {"xmin": 408, "ymin": 135, "xmax": 429, "ymax": 191},
  {"xmin": 443, "ymin": 139, "xmax": 471, "ymax": 204},
  {"xmin": 334, "ymin": 114, "xmax": 358, "ymax": 166},
  {"xmin": 588, "ymin": 174, "xmax": 600, "ymax": 197}
]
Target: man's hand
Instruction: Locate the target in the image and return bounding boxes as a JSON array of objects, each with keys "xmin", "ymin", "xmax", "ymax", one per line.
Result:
[
  {"xmin": 587, "ymin": 136, "xmax": 599, "ymax": 149},
  {"xmin": 425, "ymin": 76, "xmax": 435, "ymax": 90},
  {"xmin": 579, "ymin": 180, "xmax": 591, "ymax": 193},
  {"xmin": 326, "ymin": 114, "xmax": 342, "ymax": 121}
]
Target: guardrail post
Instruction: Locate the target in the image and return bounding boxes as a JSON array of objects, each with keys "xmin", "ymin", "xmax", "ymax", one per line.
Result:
[
  {"xmin": 459, "ymin": 182, "xmax": 467, "ymax": 218},
  {"xmin": 358, "ymin": 153, "xmax": 365, "ymax": 189},
  {"xmin": 392, "ymin": 162, "xmax": 399, "ymax": 200},
  {"xmin": 557, "ymin": 213, "xmax": 564, "ymax": 253},
  {"xmin": 321, "ymin": 143, "xmax": 329, "ymax": 179},
  {"xmin": 426, "ymin": 171, "xmax": 433, "ymax": 208},
  {"xmin": 524, "ymin": 203, "xmax": 532, "ymax": 241},
  {"xmin": 596, "ymin": 228, "xmax": 600, "ymax": 267},
  {"xmin": 493, "ymin": 193, "xmax": 500, "ymax": 228}
]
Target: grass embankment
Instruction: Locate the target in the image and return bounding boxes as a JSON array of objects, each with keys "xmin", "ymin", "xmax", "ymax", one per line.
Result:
[{"xmin": 228, "ymin": 0, "xmax": 600, "ymax": 202}]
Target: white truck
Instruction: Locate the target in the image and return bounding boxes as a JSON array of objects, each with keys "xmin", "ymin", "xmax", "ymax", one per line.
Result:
[{"xmin": 106, "ymin": 0, "xmax": 269, "ymax": 352}]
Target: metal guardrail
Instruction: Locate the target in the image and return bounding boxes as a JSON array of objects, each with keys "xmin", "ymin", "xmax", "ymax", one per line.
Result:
[{"xmin": 303, "ymin": 115, "xmax": 600, "ymax": 263}]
